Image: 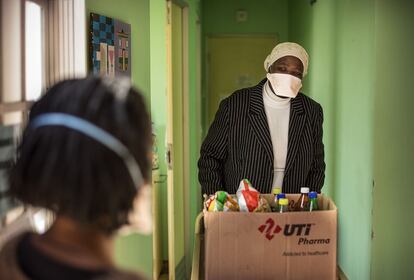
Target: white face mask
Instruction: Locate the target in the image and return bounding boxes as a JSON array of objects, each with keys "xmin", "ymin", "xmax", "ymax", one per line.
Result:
[
  {"xmin": 118, "ymin": 184, "xmax": 153, "ymax": 236},
  {"xmin": 266, "ymin": 73, "xmax": 302, "ymax": 98}
]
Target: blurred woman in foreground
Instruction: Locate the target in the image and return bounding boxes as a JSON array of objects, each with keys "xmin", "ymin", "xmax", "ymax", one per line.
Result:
[{"xmin": 0, "ymin": 77, "xmax": 152, "ymax": 279}]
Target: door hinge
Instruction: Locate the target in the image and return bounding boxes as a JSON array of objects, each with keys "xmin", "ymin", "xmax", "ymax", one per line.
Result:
[{"xmin": 166, "ymin": 143, "xmax": 173, "ymax": 170}]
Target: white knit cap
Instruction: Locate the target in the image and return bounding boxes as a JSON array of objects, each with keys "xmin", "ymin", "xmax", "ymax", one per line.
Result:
[{"xmin": 264, "ymin": 42, "xmax": 309, "ymax": 76}]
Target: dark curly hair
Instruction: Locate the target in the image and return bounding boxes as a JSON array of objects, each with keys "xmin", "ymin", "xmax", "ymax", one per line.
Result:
[{"xmin": 7, "ymin": 76, "xmax": 152, "ymax": 234}]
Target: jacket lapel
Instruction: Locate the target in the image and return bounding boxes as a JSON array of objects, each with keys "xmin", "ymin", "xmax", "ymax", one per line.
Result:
[
  {"xmin": 284, "ymin": 93, "xmax": 306, "ymax": 176},
  {"xmin": 248, "ymin": 79, "xmax": 273, "ymax": 165}
]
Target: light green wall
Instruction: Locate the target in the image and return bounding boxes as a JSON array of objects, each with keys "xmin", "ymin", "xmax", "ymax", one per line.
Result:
[
  {"xmin": 289, "ymin": 1, "xmax": 375, "ymax": 279},
  {"xmin": 202, "ymin": 0, "xmax": 288, "ymax": 39},
  {"xmin": 371, "ymin": 0, "xmax": 414, "ymax": 278},
  {"xmin": 333, "ymin": 1, "xmax": 375, "ymax": 279},
  {"xmin": 85, "ymin": 0, "xmax": 152, "ymax": 278}
]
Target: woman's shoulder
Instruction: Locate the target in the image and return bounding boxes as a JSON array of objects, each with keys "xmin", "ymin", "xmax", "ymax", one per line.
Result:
[
  {"xmin": 0, "ymin": 231, "xmax": 32, "ymax": 280},
  {"xmin": 0, "ymin": 232, "xmax": 149, "ymax": 280}
]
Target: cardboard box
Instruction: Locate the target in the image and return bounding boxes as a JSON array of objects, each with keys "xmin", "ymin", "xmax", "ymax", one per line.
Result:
[{"xmin": 203, "ymin": 194, "xmax": 337, "ymax": 280}]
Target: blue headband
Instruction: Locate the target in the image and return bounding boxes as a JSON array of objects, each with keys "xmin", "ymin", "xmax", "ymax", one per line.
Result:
[{"xmin": 30, "ymin": 113, "xmax": 144, "ymax": 188}]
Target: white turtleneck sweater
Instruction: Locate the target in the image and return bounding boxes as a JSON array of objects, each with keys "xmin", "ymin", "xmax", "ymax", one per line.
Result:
[{"xmin": 263, "ymin": 81, "xmax": 291, "ymax": 191}]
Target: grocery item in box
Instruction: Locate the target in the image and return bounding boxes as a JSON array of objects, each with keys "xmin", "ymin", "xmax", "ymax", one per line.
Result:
[
  {"xmin": 253, "ymin": 197, "xmax": 271, "ymax": 212},
  {"xmin": 236, "ymin": 179, "xmax": 259, "ymax": 212},
  {"xmin": 294, "ymin": 187, "xmax": 310, "ymax": 211},
  {"xmin": 204, "ymin": 191, "xmax": 239, "ymax": 212}
]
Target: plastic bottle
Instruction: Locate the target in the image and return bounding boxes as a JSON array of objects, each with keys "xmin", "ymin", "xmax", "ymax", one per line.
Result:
[
  {"xmin": 274, "ymin": 193, "xmax": 286, "ymax": 212},
  {"xmin": 278, "ymin": 198, "xmax": 289, "ymax": 213},
  {"xmin": 309, "ymin": 191, "xmax": 319, "ymax": 212},
  {"xmin": 294, "ymin": 187, "xmax": 310, "ymax": 211},
  {"xmin": 271, "ymin": 187, "xmax": 282, "ymax": 210}
]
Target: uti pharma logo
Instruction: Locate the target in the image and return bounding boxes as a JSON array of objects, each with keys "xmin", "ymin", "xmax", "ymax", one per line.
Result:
[{"xmin": 258, "ymin": 218, "xmax": 313, "ymax": 241}]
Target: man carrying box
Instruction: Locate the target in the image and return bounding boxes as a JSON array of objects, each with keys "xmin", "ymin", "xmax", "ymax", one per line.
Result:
[{"xmin": 198, "ymin": 42, "xmax": 325, "ymax": 195}]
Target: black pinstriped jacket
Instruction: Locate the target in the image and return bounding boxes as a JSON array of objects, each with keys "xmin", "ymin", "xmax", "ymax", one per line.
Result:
[{"xmin": 198, "ymin": 79, "xmax": 325, "ymax": 195}]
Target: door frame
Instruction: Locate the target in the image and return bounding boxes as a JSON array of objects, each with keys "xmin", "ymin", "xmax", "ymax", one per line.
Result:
[{"xmin": 166, "ymin": 1, "xmax": 189, "ymax": 279}]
